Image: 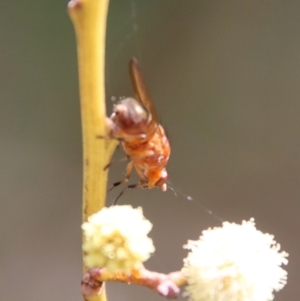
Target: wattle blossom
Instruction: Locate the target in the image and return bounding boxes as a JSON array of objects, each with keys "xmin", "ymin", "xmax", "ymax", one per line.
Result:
[
  {"xmin": 182, "ymin": 219, "xmax": 288, "ymax": 301},
  {"xmin": 82, "ymin": 205, "xmax": 155, "ymax": 273}
]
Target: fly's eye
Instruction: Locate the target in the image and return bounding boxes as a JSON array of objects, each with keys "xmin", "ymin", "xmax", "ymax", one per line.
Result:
[{"xmin": 155, "ymin": 170, "xmax": 168, "ymax": 187}]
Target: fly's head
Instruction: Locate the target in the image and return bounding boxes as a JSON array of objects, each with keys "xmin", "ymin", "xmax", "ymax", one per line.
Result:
[{"xmin": 154, "ymin": 168, "xmax": 168, "ymax": 192}]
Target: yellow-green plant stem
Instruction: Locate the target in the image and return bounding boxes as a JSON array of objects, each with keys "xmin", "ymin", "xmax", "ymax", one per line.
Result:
[{"xmin": 68, "ymin": 0, "xmax": 117, "ymax": 300}]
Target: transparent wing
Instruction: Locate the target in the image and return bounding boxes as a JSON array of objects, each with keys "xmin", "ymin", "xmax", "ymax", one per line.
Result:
[{"xmin": 129, "ymin": 57, "xmax": 159, "ymax": 124}]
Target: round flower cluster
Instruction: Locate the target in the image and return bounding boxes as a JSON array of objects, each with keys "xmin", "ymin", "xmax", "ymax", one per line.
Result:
[
  {"xmin": 182, "ymin": 219, "xmax": 288, "ymax": 301},
  {"xmin": 82, "ymin": 205, "xmax": 155, "ymax": 273}
]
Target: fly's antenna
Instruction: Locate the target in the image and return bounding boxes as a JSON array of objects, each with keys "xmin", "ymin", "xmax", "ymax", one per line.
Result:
[{"xmin": 167, "ymin": 184, "xmax": 177, "ymax": 197}]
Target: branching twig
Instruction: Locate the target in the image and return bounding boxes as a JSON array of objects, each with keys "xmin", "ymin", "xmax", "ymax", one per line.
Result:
[{"xmin": 81, "ymin": 267, "xmax": 187, "ymax": 299}]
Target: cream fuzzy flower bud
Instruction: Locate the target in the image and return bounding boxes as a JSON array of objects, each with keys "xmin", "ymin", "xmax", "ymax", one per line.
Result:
[
  {"xmin": 82, "ymin": 205, "xmax": 155, "ymax": 273},
  {"xmin": 182, "ymin": 219, "xmax": 288, "ymax": 301}
]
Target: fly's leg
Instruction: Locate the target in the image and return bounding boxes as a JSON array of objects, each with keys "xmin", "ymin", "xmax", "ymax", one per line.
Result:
[
  {"xmin": 96, "ymin": 134, "xmax": 121, "ymax": 170},
  {"xmin": 113, "ymin": 182, "xmax": 147, "ymax": 205},
  {"xmin": 112, "ymin": 164, "xmax": 147, "ymax": 204},
  {"xmin": 134, "ymin": 164, "xmax": 147, "ymax": 183},
  {"xmin": 128, "ymin": 182, "xmax": 147, "ymax": 189},
  {"xmin": 95, "ymin": 133, "xmax": 120, "ymax": 142},
  {"xmin": 108, "ymin": 161, "xmax": 133, "ymax": 191}
]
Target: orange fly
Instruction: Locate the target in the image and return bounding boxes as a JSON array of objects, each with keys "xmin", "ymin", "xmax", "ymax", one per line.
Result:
[{"xmin": 108, "ymin": 58, "xmax": 170, "ymax": 201}]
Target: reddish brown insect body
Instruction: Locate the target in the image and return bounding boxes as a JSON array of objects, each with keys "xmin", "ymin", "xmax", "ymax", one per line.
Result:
[{"xmin": 109, "ymin": 58, "xmax": 170, "ymax": 193}]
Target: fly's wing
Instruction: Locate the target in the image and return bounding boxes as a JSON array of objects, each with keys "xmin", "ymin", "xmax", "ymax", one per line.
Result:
[{"xmin": 129, "ymin": 58, "xmax": 160, "ymax": 124}]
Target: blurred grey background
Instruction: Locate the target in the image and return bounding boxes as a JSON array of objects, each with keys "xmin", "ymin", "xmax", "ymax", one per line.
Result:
[{"xmin": 0, "ymin": 0, "xmax": 299, "ymax": 300}]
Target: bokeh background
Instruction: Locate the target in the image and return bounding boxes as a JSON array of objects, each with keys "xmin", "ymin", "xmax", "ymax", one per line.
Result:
[{"xmin": 1, "ymin": 1, "xmax": 299, "ymax": 300}]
